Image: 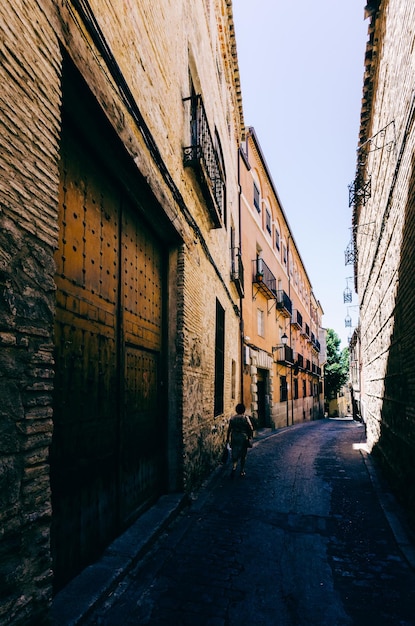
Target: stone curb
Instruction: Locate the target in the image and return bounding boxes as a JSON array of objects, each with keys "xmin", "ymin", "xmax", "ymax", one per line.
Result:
[
  {"xmin": 50, "ymin": 493, "xmax": 189, "ymax": 625},
  {"xmin": 361, "ymin": 449, "xmax": 415, "ymax": 571}
]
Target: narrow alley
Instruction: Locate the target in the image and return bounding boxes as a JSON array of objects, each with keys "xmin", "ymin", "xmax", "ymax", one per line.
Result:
[{"xmin": 55, "ymin": 419, "xmax": 415, "ymax": 626}]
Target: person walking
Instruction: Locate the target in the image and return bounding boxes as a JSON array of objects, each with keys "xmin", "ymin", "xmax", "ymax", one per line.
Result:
[{"xmin": 226, "ymin": 403, "xmax": 254, "ymax": 478}]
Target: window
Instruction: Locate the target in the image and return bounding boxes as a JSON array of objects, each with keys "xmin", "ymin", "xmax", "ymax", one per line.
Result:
[
  {"xmin": 283, "ymin": 244, "xmax": 287, "ymax": 266},
  {"xmin": 265, "ymin": 208, "xmax": 271, "ymax": 234},
  {"xmin": 302, "ymin": 380, "xmax": 306, "ymax": 398},
  {"xmin": 294, "ymin": 378, "xmax": 299, "ymax": 400},
  {"xmin": 257, "ymin": 308, "xmax": 264, "ymax": 337},
  {"xmin": 280, "ymin": 376, "xmax": 288, "ymax": 402},
  {"xmin": 275, "ymin": 227, "xmax": 280, "ymax": 250},
  {"xmin": 254, "ymin": 182, "xmax": 260, "ymax": 212},
  {"xmin": 214, "ymin": 299, "xmax": 225, "ymax": 416}
]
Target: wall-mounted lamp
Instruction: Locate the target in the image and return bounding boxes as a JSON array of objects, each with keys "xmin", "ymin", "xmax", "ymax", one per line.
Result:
[{"xmin": 272, "ymin": 332, "xmax": 289, "ymax": 353}]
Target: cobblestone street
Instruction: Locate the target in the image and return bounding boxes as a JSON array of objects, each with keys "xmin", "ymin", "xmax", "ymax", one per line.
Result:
[{"xmin": 77, "ymin": 419, "xmax": 415, "ymax": 626}]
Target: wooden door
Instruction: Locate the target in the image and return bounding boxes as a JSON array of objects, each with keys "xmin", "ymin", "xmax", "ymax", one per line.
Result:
[{"xmin": 51, "ymin": 123, "xmax": 165, "ymax": 590}]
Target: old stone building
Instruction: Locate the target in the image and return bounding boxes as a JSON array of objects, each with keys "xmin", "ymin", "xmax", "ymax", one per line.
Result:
[
  {"xmin": 0, "ymin": 0, "xmax": 244, "ymax": 621},
  {"xmin": 351, "ymin": 0, "xmax": 415, "ymax": 522},
  {"xmin": 238, "ymin": 128, "xmax": 325, "ymax": 430}
]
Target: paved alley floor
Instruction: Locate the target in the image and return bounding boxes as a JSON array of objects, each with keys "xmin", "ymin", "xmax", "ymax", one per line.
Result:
[{"xmin": 75, "ymin": 419, "xmax": 415, "ymax": 625}]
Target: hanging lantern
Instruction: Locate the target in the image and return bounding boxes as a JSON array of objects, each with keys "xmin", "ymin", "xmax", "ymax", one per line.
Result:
[{"xmin": 343, "ymin": 286, "xmax": 352, "ymax": 303}]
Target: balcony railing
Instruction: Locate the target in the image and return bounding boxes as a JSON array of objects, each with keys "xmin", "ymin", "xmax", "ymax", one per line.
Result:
[
  {"xmin": 252, "ymin": 258, "xmax": 276, "ymax": 300},
  {"xmin": 310, "ymin": 333, "xmax": 321, "ymax": 353},
  {"xmin": 291, "ymin": 309, "xmax": 303, "ymax": 329},
  {"xmin": 183, "ymin": 94, "xmax": 225, "ymax": 228},
  {"xmin": 296, "ymin": 353, "xmax": 304, "ymax": 369},
  {"xmin": 274, "ymin": 344, "xmax": 294, "ymax": 364},
  {"xmin": 231, "ymin": 247, "xmax": 244, "ymax": 298},
  {"xmin": 252, "ymin": 258, "xmax": 292, "ymax": 314},
  {"xmin": 275, "ymin": 290, "xmax": 292, "ymax": 317}
]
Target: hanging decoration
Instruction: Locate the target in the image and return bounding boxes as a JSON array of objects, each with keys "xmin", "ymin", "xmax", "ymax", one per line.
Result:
[{"xmin": 343, "ymin": 285, "xmax": 352, "ymax": 303}]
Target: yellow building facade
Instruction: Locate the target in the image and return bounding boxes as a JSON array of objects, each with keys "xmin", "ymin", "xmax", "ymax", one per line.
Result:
[{"xmin": 239, "ymin": 128, "xmax": 325, "ymax": 429}]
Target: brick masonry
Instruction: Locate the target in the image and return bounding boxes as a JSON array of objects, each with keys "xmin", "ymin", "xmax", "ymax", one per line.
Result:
[
  {"xmin": 0, "ymin": 0, "xmax": 244, "ymax": 620},
  {"xmin": 355, "ymin": 0, "xmax": 415, "ymax": 522}
]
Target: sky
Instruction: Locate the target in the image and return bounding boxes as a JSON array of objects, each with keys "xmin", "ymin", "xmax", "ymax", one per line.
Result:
[{"xmin": 232, "ymin": 1, "xmax": 369, "ymax": 349}]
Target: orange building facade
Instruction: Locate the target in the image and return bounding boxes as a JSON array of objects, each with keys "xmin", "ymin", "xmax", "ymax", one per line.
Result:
[{"xmin": 238, "ymin": 128, "xmax": 325, "ymax": 429}]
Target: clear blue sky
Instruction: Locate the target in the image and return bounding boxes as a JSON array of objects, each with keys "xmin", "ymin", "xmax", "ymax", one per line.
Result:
[{"xmin": 233, "ymin": 1, "xmax": 368, "ymax": 349}]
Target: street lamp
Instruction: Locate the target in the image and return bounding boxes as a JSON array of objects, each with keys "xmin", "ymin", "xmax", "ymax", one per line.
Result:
[
  {"xmin": 272, "ymin": 332, "xmax": 288, "ymax": 355},
  {"xmin": 271, "ymin": 331, "xmax": 290, "ymax": 426}
]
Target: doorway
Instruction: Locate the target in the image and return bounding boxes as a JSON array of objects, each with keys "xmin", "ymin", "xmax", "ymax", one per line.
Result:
[
  {"xmin": 256, "ymin": 368, "xmax": 270, "ymax": 427},
  {"xmin": 50, "ymin": 63, "xmax": 169, "ymax": 591}
]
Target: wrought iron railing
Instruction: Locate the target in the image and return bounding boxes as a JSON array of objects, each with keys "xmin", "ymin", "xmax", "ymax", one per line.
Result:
[
  {"xmin": 183, "ymin": 94, "xmax": 225, "ymax": 227},
  {"xmin": 274, "ymin": 345, "xmax": 294, "ymax": 364},
  {"xmin": 252, "ymin": 258, "xmax": 276, "ymax": 300},
  {"xmin": 275, "ymin": 290, "xmax": 292, "ymax": 316},
  {"xmin": 231, "ymin": 247, "xmax": 244, "ymax": 298},
  {"xmin": 291, "ymin": 309, "xmax": 303, "ymax": 329}
]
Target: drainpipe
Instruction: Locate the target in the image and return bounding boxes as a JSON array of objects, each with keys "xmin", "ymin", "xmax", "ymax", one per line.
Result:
[
  {"xmin": 238, "ymin": 145, "xmax": 244, "ymax": 403},
  {"xmin": 287, "ymin": 235, "xmax": 294, "ymax": 425}
]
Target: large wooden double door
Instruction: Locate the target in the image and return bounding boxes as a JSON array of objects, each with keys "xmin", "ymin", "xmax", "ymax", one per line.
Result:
[{"xmin": 51, "ymin": 124, "xmax": 166, "ymax": 590}]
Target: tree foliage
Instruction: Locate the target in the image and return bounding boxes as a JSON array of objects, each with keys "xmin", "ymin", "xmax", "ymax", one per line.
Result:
[{"xmin": 324, "ymin": 328, "xmax": 349, "ymax": 401}]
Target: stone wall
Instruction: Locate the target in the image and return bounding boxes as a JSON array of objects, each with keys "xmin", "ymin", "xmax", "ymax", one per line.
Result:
[
  {"xmin": 0, "ymin": 216, "xmax": 56, "ymax": 624},
  {"xmin": 0, "ymin": 0, "xmax": 61, "ymax": 621}
]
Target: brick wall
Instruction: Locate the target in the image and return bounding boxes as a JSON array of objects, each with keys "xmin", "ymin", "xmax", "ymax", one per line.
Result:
[
  {"xmin": 1, "ymin": 0, "xmax": 243, "ymax": 617},
  {"xmin": 356, "ymin": 0, "xmax": 415, "ymax": 520}
]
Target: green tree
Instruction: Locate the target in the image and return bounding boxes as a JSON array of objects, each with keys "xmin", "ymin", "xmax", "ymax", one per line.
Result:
[{"xmin": 324, "ymin": 328, "xmax": 349, "ymax": 401}]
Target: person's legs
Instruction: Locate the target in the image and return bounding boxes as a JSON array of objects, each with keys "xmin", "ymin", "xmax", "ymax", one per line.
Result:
[
  {"xmin": 230, "ymin": 450, "xmax": 238, "ymax": 477},
  {"xmin": 240, "ymin": 446, "xmax": 247, "ymax": 476},
  {"xmin": 230, "ymin": 435, "xmax": 241, "ymax": 477}
]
